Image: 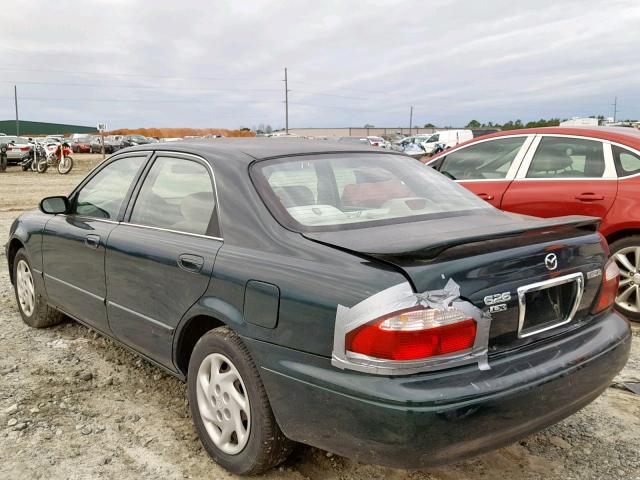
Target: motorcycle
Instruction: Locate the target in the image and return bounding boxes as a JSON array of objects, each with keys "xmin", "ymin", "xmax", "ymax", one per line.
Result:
[
  {"xmin": 19, "ymin": 143, "xmax": 49, "ymax": 173},
  {"xmin": 0, "ymin": 142, "xmax": 7, "ymax": 173},
  {"xmin": 38, "ymin": 142, "xmax": 74, "ymax": 174}
]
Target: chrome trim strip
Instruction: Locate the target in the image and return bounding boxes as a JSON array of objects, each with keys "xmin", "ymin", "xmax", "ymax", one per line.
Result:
[
  {"xmin": 43, "ymin": 273, "xmax": 104, "ymax": 302},
  {"xmin": 517, "ymin": 272, "xmax": 584, "ymax": 339},
  {"xmin": 117, "ymin": 221, "xmax": 223, "ymax": 241},
  {"xmin": 106, "ymin": 300, "xmax": 174, "ymax": 332}
]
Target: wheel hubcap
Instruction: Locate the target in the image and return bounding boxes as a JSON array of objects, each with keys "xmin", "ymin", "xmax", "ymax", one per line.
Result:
[
  {"xmin": 613, "ymin": 246, "xmax": 640, "ymax": 313},
  {"xmin": 16, "ymin": 260, "xmax": 35, "ymax": 317},
  {"xmin": 196, "ymin": 353, "xmax": 250, "ymax": 455}
]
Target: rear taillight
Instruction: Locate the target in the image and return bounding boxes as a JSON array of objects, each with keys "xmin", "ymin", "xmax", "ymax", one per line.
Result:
[
  {"xmin": 591, "ymin": 258, "xmax": 620, "ymax": 314},
  {"xmin": 20, "ymin": 146, "xmax": 30, "ymax": 151},
  {"xmin": 346, "ymin": 307, "xmax": 476, "ymax": 361}
]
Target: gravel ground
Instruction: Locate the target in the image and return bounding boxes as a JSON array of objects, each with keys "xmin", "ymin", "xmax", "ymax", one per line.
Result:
[{"xmin": 1, "ymin": 154, "xmax": 639, "ymax": 480}]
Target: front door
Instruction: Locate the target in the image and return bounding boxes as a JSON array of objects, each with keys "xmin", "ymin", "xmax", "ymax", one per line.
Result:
[
  {"xmin": 105, "ymin": 154, "xmax": 222, "ymax": 368},
  {"xmin": 502, "ymin": 136, "xmax": 617, "ymax": 219},
  {"xmin": 42, "ymin": 155, "xmax": 147, "ymax": 332},
  {"xmin": 434, "ymin": 135, "xmax": 532, "ymax": 208}
]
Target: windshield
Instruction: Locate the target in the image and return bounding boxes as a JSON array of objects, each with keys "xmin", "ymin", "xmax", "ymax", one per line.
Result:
[{"xmin": 251, "ymin": 153, "xmax": 490, "ymax": 232}]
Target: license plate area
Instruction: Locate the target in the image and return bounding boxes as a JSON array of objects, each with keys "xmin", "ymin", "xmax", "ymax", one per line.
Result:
[{"xmin": 517, "ymin": 273, "xmax": 584, "ymax": 338}]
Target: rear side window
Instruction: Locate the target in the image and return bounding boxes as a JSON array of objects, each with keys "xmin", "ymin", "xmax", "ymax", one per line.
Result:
[
  {"xmin": 612, "ymin": 145, "xmax": 640, "ymax": 177},
  {"xmin": 527, "ymin": 137, "xmax": 605, "ymax": 178},
  {"xmin": 130, "ymin": 156, "xmax": 217, "ymax": 236},
  {"xmin": 439, "ymin": 137, "xmax": 526, "ymax": 180}
]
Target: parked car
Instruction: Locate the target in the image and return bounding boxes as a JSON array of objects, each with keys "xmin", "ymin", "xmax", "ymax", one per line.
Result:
[
  {"xmin": 70, "ymin": 136, "xmax": 92, "ymax": 153},
  {"xmin": 121, "ymin": 134, "xmax": 153, "ymax": 147},
  {"xmin": 90, "ymin": 135, "xmax": 123, "ymax": 154},
  {"xmin": 418, "ymin": 129, "xmax": 473, "ymax": 154},
  {"xmin": 1, "ymin": 136, "xmax": 32, "ymax": 164},
  {"xmin": 335, "ymin": 136, "xmax": 373, "ymax": 146},
  {"xmin": 6, "ymin": 140, "xmax": 630, "ymax": 474},
  {"xmin": 366, "ymin": 136, "xmax": 390, "ymax": 148},
  {"xmin": 426, "ymin": 126, "xmax": 640, "ymax": 320}
]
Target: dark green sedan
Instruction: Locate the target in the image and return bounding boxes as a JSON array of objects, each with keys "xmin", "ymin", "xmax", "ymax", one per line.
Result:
[{"xmin": 6, "ymin": 140, "xmax": 631, "ymax": 474}]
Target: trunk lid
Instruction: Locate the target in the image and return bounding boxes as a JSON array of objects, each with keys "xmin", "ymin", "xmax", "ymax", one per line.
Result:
[{"xmin": 304, "ymin": 210, "xmax": 607, "ymax": 353}]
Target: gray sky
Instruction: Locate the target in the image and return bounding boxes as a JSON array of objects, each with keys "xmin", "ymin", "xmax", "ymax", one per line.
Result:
[{"xmin": 1, "ymin": 0, "xmax": 639, "ymax": 129}]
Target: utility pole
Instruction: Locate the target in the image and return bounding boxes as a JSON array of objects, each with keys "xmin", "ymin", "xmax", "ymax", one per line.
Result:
[
  {"xmin": 284, "ymin": 68, "xmax": 289, "ymax": 134},
  {"xmin": 612, "ymin": 96, "xmax": 618, "ymax": 122},
  {"xmin": 14, "ymin": 85, "xmax": 19, "ymax": 136},
  {"xmin": 409, "ymin": 106, "xmax": 413, "ymax": 135}
]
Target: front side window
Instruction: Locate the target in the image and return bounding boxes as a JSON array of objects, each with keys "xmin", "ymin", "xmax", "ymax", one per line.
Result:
[
  {"xmin": 130, "ymin": 157, "xmax": 216, "ymax": 236},
  {"xmin": 439, "ymin": 137, "xmax": 526, "ymax": 180},
  {"xmin": 74, "ymin": 157, "xmax": 145, "ymax": 219},
  {"xmin": 527, "ymin": 137, "xmax": 605, "ymax": 178},
  {"xmin": 251, "ymin": 153, "xmax": 490, "ymax": 232},
  {"xmin": 612, "ymin": 145, "xmax": 640, "ymax": 177}
]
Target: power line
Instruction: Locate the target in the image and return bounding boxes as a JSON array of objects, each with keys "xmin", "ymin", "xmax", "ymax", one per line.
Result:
[{"xmin": 0, "ymin": 80, "xmax": 280, "ymax": 93}]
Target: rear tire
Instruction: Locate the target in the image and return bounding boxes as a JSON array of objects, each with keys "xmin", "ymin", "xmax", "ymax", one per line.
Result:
[
  {"xmin": 609, "ymin": 236, "xmax": 640, "ymax": 322},
  {"xmin": 187, "ymin": 327, "xmax": 293, "ymax": 475},
  {"xmin": 12, "ymin": 248, "xmax": 64, "ymax": 328}
]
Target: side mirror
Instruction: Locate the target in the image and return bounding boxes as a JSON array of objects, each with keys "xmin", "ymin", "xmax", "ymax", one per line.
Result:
[{"xmin": 40, "ymin": 196, "xmax": 70, "ymax": 215}]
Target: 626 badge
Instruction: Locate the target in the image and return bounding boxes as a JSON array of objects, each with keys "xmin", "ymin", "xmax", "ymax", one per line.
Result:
[{"xmin": 484, "ymin": 291, "xmax": 511, "ymax": 313}]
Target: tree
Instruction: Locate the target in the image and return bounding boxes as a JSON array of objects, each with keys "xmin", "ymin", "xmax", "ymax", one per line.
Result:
[
  {"xmin": 424, "ymin": 123, "xmax": 436, "ymax": 128},
  {"xmin": 364, "ymin": 123, "xmax": 375, "ymax": 128},
  {"xmin": 265, "ymin": 125, "xmax": 273, "ymax": 134},
  {"xmin": 466, "ymin": 120, "xmax": 481, "ymax": 128}
]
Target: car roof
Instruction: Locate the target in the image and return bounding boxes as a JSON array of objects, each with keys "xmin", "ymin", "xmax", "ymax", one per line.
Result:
[
  {"xmin": 122, "ymin": 138, "xmax": 396, "ymax": 164},
  {"xmin": 429, "ymin": 126, "xmax": 640, "ymax": 161}
]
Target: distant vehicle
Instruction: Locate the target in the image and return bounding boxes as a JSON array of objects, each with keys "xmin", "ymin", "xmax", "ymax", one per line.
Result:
[
  {"xmin": 366, "ymin": 136, "xmax": 390, "ymax": 148},
  {"xmin": 159, "ymin": 137, "xmax": 183, "ymax": 142},
  {"xmin": 90, "ymin": 135, "xmax": 123, "ymax": 154},
  {"xmin": 418, "ymin": 130, "xmax": 473, "ymax": 154},
  {"xmin": 1, "ymin": 136, "xmax": 32, "ymax": 164},
  {"xmin": 68, "ymin": 136, "xmax": 92, "ymax": 153},
  {"xmin": 336, "ymin": 136, "xmax": 371, "ymax": 146},
  {"xmin": 122, "ymin": 135, "xmax": 153, "ymax": 147}
]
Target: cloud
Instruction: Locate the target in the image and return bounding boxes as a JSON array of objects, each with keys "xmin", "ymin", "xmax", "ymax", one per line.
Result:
[{"xmin": 0, "ymin": 0, "xmax": 638, "ymax": 129}]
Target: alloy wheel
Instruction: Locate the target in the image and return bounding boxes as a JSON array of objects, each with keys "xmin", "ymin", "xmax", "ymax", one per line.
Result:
[
  {"xmin": 613, "ymin": 246, "xmax": 640, "ymax": 314},
  {"xmin": 196, "ymin": 353, "xmax": 250, "ymax": 455},
  {"xmin": 16, "ymin": 259, "xmax": 35, "ymax": 317}
]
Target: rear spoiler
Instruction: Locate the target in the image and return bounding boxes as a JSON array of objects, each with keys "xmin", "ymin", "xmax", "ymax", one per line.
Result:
[{"xmin": 304, "ymin": 214, "xmax": 601, "ymax": 262}]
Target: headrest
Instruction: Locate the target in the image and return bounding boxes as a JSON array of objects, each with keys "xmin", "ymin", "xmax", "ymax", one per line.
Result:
[{"xmin": 273, "ymin": 185, "xmax": 315, "ymax": 207}]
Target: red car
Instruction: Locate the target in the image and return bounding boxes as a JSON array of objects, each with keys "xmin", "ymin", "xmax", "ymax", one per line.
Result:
[
  {"xmin": 426, "ymin": 127, "xmax": 640, "ymax": 321},
  {"xmin": 67, "ymin": 137, "xmax": 91, "ymax": 153}
]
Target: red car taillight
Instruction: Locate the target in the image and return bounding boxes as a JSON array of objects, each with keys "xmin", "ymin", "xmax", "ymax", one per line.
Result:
[
  {"xmin": 20, "ymin": 146, "xmax": 30, "ymax": 151},
  {"xmin": 591, "ymin": 258, "xmax": 620, "ymax": 314},
  {"xmin": 598, "ymin": 232, "xmax": 610, "ymax": 257},
  {"xmin": 346, "ymin": 306, "xmax": 476, "ymax": 361}
]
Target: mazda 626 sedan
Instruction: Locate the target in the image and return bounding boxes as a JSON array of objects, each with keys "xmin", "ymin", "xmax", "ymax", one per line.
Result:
[{"xmin": 6, "ymin": 140, "xmax": 631, "ymax": 474}]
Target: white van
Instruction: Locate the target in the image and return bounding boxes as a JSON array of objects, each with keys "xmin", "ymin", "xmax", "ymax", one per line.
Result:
[{"xmin": 419, "ymin": 129, "xmax": 472, "ymax": 153}]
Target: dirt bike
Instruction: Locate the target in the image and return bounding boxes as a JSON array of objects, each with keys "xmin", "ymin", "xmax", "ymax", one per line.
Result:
[{"xmin": 38, "ymin": 142, "xmax": 74, "ymax": 174}]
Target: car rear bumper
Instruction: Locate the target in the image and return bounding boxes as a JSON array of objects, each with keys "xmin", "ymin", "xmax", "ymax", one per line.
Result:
[{"xmin": 244, "ymin": 310, "xmax": 631, "ymax": 469}]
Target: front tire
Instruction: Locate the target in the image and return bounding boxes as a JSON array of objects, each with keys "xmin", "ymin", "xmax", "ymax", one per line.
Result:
[
  {"xmin": 610, "ymin": 236, "xmax": 640, "ymax": 322},
  {"xmin": 12, "ymin": 248, "xmax": 64, "ymax": 328},
  {"xmin": 58, "ymin": 156, "xmax": 73, "ymax": 174},
  {"xmin": 187, "ymin": 327, "xmax": 293, "ymax": 475}
]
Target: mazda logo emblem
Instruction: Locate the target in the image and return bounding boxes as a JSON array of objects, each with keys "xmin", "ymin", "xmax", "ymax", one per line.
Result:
[{"xmin": 545, "ymin": 253, "xmax": 558, "ymax": 271}]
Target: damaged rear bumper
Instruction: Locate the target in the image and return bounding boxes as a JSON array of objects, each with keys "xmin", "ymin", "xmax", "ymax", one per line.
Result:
[{"xmin": 244, "ymin": 310, "xmax": 631, "ymax": 469}]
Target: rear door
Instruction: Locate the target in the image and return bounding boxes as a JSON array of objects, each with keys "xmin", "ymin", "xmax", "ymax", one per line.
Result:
[
  {"xmin": 502, "ymin": 135, "xmax": 617, "ymax": 219},
  {"xmin": 105, "ymin": 153, "xmax": 222, "ymax": 368},
  {"xmin": 432, "ymin": 135, "xmax": 533, "ymax": 208}
]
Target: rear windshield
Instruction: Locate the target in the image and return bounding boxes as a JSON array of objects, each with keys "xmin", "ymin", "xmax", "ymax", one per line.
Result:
[{"xmin": 251, "ymin": 153, "xmax": 490, "ymax": 232}]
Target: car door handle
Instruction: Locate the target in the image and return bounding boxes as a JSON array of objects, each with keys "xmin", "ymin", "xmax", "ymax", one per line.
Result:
[
  {"xmin": 575, "ymin": 193, "xmax": 605, "ymax": 201},
  {"xmin": 477, "ymin": 193, "xmax": 495, "ymax": 201},
  {"xmin": 178, "ymin": 254, "xmax": 204, "ymax": 273},
  {"xmin": 84, "ymin": 234, "xmax": 101, "ymax": 249}
]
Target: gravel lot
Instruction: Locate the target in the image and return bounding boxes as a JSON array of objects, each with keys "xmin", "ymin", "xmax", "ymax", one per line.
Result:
[{"xmin": 1, "ymin": 154, "xmax": 639, "ymax": 480}]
